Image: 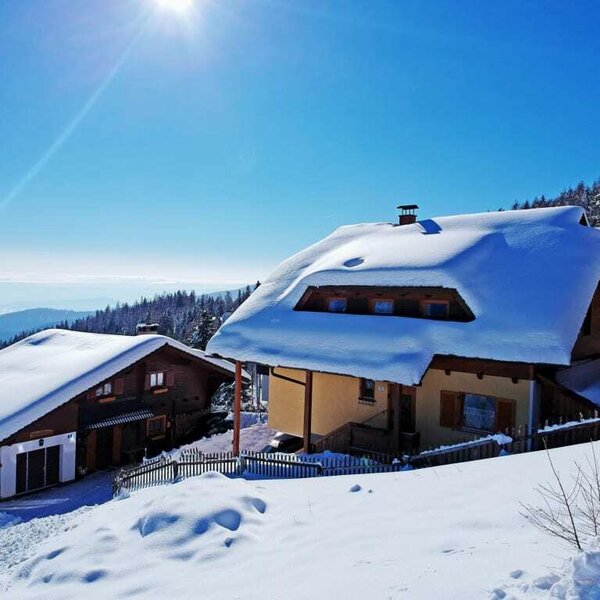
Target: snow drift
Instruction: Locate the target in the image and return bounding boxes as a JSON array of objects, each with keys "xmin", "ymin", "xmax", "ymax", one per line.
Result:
[{"xmin": 3, "ymin": 443, "xmax": 600, "ymax": 599}]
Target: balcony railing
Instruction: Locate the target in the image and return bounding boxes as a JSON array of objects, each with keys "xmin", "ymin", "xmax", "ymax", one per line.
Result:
[{"xmin": 312, "ymin": 415, "xmax": 420, "ymax": 458}]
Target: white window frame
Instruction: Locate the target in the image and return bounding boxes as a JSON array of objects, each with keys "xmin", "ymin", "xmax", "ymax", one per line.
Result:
[
  {"xmin": 95, "ymin": 382, "xmax": 112, "ymax": 397},
  {"xmin": 150, "ymin": 372, "xmax": 165, "ymax": 388}
]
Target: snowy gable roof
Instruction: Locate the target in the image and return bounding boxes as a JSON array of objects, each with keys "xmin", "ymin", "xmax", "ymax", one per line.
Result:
[
  {"xmin": 0, "ymin": 329, "xmax": 237, "ymax": 443},
  {"xmin": 207, "ymin": 206, "xmax": 600, "ymax": 385}
]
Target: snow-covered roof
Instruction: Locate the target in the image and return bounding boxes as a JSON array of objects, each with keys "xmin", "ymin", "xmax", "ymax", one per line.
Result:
[
  {"xmin": 556, "ymin": 359, "xmax": 600, "ymax": 407},
  {"xmin": 0, "ymin": 329, "xmax": 237, "ymax": 443},
  {"xmin": 207, "ymin": 206, "xmax": 600, "ymax": 384}
]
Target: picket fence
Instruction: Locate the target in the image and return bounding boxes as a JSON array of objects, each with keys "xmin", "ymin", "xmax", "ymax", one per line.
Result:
[{"xmin": 112, "ymin": 416, "xmax": 600, "ymax": 496}]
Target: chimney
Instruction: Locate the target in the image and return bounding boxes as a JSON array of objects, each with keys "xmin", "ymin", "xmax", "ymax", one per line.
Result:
[
  {"xmin": 136, "ymin": 323, "xmax": 159, "ymax": 335},
  {"xmin": 397, "ymin": 204, "xmax": 419, "ymax": 226}
]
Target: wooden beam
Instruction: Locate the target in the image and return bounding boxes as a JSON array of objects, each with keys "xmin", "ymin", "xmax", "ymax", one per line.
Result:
[
  {"xmin": 233, "ymin": 361, "xmax": 242, "ymax": 456},
  {"xmin": 303, "ymin": 370, "xmax": 314, "ymax": 453}
]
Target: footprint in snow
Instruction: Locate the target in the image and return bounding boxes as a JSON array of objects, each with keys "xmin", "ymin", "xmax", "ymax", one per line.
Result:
[{"xmin": 509, "ymin": 569, "xmax": 524, "ymax": 579}]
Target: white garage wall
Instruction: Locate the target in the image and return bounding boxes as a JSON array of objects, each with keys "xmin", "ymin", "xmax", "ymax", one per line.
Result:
[{"xmin": 0, "ymin": 431, "xmax": 76, "ymax": 499}]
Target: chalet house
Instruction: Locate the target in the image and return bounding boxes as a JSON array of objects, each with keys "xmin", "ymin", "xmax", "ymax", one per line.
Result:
[
  {"xmin": 0, "ymin": 328, "xmax": 238, "ymax": 499},
  {"xmin": 207, "ymin": 205, "xmax": 600, "ymax": 456}
]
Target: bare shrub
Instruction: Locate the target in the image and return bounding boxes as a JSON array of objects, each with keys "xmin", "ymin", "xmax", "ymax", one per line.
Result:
[{"xmin": 521, "ymin": 440, "xmax": 600, "ymax": 551}]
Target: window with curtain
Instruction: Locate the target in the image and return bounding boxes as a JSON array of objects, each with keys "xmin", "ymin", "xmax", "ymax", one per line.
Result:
[
  {"xmin": 462, "ymin": 394, "xmax": 496, "ymax": 431},
  {"xmin": 150, "ymin": 372, "xmax": 165, "ymax": 388}
]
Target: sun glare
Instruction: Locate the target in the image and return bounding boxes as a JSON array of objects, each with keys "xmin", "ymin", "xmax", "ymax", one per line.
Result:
[{"xmin": 155, "ymin": 0, "xmax": 193, "ymax": 14}]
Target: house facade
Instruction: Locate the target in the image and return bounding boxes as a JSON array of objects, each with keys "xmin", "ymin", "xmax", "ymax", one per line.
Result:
[
  {"xmin": 207, "ymin": 205, "xmax": 600, "ymax": 455},
  {"xmin": 0, "ymin": 329, "xmax": 237, "ymax": 499}
]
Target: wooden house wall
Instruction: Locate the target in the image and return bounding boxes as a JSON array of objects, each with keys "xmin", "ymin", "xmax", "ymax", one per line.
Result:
[
  {"xmin": 540, "ymin": 380, "xmax": 597, "ymax": 422},
  {"xmin": 1, "ymin": 345, "xmax": 233, "ymax": 469},
  {"xmin": 572, "ymin": 282, "xmax": 600, "ymax": 359},
  {"xmin": 1, "ymin": 402, "xmax": 79, "ymax": 446}
]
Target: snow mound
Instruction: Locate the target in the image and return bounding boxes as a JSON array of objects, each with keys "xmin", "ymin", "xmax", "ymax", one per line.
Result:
[
  {"xmin": 10, "ymin": 474, "xmax": 267, "ymax": 598},
  {"xmin": 492, "ymin": 540, "xmax": 600, "ymax": 599}
]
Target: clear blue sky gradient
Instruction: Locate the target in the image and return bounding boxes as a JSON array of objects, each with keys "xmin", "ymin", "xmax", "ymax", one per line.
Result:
[{"xmin": 1, "ymin": 0, "xmax": 599, "ymax": 290}]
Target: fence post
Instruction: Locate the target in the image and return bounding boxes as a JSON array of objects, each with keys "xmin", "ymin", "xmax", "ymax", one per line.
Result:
[
  {"xmin": 172, "ymin": 460, "xmax": 179, "ymax": 482},
  {"xmin": 238, "ymin": 454, "xmax": 247, "ymax": 477}
]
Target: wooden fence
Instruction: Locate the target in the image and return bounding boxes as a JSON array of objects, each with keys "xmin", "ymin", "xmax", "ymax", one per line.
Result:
[
  {"xmin": 113, "ymin": 450, "xmax": 404, "ymax": 495},
  {"xmin": 113, "ymin": 417, "xmax": 600, "ymax": 496},
  {"xmin": 407, "ymin": 418, "xmax": 600, "ymax": 469}
]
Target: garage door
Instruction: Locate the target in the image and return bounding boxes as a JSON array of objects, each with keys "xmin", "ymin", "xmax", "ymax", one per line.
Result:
[{"xmin": 15, "ymin": 445, "xmax": 61, "ymax": 495}]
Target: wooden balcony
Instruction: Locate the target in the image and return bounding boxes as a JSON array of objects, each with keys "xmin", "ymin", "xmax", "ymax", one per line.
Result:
[{"xmin": 312, "ymin": 417, "xmax": 420, "ymax": 458}]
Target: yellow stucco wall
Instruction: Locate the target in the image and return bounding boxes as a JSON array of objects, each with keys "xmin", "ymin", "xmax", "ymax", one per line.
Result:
[
  {"xmin": 268, "ymin": 366, "xmax": 532, "ymax": 448},
  {"xmin": 268, "ymin": 368, "xmax": 388, "ymax": 437},
  {"xmin": 416, "ymin": 369, "xmax": 531, "ymax": 448}
]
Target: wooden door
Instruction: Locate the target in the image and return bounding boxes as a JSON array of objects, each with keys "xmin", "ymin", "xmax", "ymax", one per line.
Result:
[
  {"xmin": 26, "ymin": 448, "xmax": 46, "ymax": 492},
  {"xmin": 45, "ymin": 445, "xmax": 60, "ymax": 486},
  {"xmin": 15, "ymin": 445, "xmax": 61, "ymax": 494},
  {"xmin": 389, "ymin": 384, "xmax": 416, "ymax": 437},
  {"xmin": 95, "ymin": 427, "xmax": 114, "ymax": 470},
  {"xmin": 399, "ymin": 386, "xmax": 416, "ymax": 433},
  {"xmin": 120, "ymin": 422, "xmax": 141, "ymax": 464},
  {"xmin": 15, "ymin": 452, "xmax": 28, "ymax": 495}
]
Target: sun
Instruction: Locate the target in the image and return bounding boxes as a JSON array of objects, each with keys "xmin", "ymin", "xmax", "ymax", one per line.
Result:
[{"xmin": 155, "ymin": 0, "xmax": 194, "ymax": 14}]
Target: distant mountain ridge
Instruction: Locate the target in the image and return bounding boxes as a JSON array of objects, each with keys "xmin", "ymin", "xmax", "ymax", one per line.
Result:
[
  {"xmin": 0, "ymin": 286, "xmax": 258, "ymax": 350},
  {"xmin": 0, "ymin": 308, "xmax": 93, "ymax": 342}
]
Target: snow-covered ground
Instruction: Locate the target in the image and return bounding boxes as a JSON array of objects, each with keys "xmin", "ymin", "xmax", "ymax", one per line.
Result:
[
  {"xmin": 175, "ymin": 417, "xmax": 275, "ymax": 455},
  {"xmin": 0, "ymin": 472, "xmax": 113, "ymax": 523},
  {"xmin": 1, "ymin": 442, "xmax": 599, "ymax": 599},
  {"xmin": 0, "ymin": 421, "xmax": 274, "ymax": 526}
]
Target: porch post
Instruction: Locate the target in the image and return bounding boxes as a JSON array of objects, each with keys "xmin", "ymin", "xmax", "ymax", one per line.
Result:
[
  {"xmin": 527, "ymin": 365, "xmax": 540, "ymax": 451},
  {"xmin": 303, "ymin": 370, "xmax": 313, "ymax": 453},
  {"xmin": 233, "ymin": 361, "xmax": 242, "ymax": 456}
]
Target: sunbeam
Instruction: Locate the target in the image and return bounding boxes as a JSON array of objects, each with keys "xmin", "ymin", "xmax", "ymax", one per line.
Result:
[{"xmin": 0, "ymin": 12, "xmax": 151, "ymax": 211}]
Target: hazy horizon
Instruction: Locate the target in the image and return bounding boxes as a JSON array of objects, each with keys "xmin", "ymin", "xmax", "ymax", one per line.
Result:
[{"xmin": 0, "ymin": 278, "xmax": 253, "ymax": 314}]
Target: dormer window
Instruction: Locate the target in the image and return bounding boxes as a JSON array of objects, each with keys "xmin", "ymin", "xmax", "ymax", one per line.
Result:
[
  {"xmin": 295, "ymin": 286, "xmax": 474, "ymax": 322},
  {"xmin": 371, "ymin": 298, "xmax": 394, "ymax": 315},
  {"xmin": 327, "ymin": 297, "xmax": 347, "ymax": 313},
  {"xmin": 422, "ymin": 300, "xmax": 449, "ymax": 319}
]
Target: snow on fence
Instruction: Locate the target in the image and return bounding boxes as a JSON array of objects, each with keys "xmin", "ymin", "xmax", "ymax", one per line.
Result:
[
  {"xmin": 112, "ymin": 450, "xmax": 404, "ymax": 496},
  {"xmin": 112, "ymin": 416, "xmax": 600, "ymax": 496},
  {"xmin": 407, "ymin": 416, "xmax": 600, "ymax": 469}
]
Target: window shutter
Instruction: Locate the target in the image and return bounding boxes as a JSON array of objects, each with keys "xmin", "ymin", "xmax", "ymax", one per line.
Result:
[
  {"xmin": 114, "ymin": 378, "xmax": 124, "ymax": 395},
  {"xmin": 495, "ymin": 399, "xmax": 515, "ymax": 432},
  {"xmin": 166, "ymin": 371, "xmax": 175, "ymax": 387},
  {"xmin": 144, "ymin": 374, "xmax": 151, "ymax": 390},
  {"xmin": 440, "ymin": 391, "xmax": 461, "ymax": 428}
]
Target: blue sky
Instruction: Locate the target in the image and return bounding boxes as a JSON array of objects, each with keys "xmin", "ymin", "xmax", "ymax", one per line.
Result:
[{"xmin": 1, "ymin": 0, "xmax": 599, "ymax": 309}]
